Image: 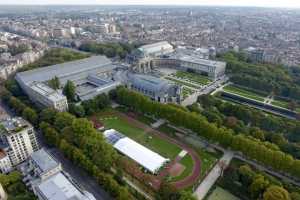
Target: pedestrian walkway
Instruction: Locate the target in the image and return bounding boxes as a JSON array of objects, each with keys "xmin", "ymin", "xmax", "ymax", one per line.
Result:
[{"xmin": 194, "ymin": 151, "xmax": 234, "ymax": 200}]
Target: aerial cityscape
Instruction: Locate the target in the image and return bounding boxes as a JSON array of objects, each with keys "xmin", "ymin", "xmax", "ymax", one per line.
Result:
[{"xmin": 0, "ymin": 2, "xmax": 300, "ymax": 200}]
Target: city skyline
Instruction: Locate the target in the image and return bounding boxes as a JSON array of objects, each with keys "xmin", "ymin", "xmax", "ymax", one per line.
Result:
[{"xmin": 0, "ymin": 0, "xmax": 300, "ymax": 8}]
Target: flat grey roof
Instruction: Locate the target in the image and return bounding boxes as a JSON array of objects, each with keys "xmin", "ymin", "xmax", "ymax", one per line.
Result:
[
  {"xmin": 31, "ymin": 148, "xmax": 59, "ymax": 173},
  {"xmin": 16, "ymin": 56, "xmax": 113, "ymax": 84}
]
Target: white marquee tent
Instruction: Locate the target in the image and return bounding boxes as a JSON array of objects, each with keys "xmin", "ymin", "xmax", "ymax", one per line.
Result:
[{"xmin": 104, "ymin": 129, "xmax": 169, "ymax": 174}]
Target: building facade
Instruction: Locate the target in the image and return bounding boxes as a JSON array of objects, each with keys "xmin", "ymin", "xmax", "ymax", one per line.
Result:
[
  {"xmin": 0, "ymin": 117, "xmax": 39, "ymax": 168},
  {"xmin": 0, "ymin": 150, "xmax": 12, "ymax": 173}
]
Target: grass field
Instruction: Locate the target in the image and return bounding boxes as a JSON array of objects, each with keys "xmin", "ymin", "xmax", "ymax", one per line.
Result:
[
  {"xmin": 223, "ymin": 85, "xmax": 266, "ymax": 102},
  {"xmin": 165, "ymin": 77, "xmax": 201, "ymax": 89},
  {"xmin": 171, "ymin": 154, "xmax": 194, "ymax": 182},
  {"xmin": 98, "ymin": 112, "xmax": 181, "ymax": 159},
  {"xmin": 173, "ymin": 71, "xmax": 212, "ymax": 85},
  {"xmin": 207, "ymin": 187, "xmax": 240, "ymax": 200}
]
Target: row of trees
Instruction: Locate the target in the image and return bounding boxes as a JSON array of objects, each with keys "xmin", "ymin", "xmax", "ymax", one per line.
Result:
[
  {"xmin": 219, "ymin": 164, "xmax": 298, "ymax": 200},
  {"xmin": 220, "ymin": 51, "xmax": 300, "ymax": 101},
  {"xmin": 196, "ymin": 95, "xmax": 300, "ymax": 159},
  {"xmin": 39, "ymin": 119, "xmax": 132, "ymax": 199},
  {"xmin": 79, "ymin": 42, "xmax": 136, "ymax": 59},
  {"xmin": 114, "ymin": 87, "xmax": 300, "ymax": 179},
  {"xmin": 20, "ymin": 48, "xmax": 89, "ymax": 72}
]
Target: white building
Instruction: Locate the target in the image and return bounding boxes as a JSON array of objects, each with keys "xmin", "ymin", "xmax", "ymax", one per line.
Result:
[
  {"xmin": 0, "ymin": 117, "xmax": 39, "ymax": 167},
  {"xmin": 20, "ymin": 148, "xmax": 96, "ymax": 200},
  {"xmin": 27, "ymin": 82, "xmax": 68, "ymax": 112}
]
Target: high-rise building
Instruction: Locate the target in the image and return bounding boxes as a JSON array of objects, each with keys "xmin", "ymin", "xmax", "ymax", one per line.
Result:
[{"xmin": 0, "ymin": 117, "xmax": 39, "ymax": 168}]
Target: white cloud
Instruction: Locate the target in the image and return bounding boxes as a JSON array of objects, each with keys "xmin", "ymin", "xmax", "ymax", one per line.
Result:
[{"xmin": 0, "ymin": 0, "xmax": 300, "ymax": 8}]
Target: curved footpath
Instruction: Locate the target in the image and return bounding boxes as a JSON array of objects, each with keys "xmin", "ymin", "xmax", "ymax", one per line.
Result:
[{"xmin": 118, "ymin": 112, "xmax": 202, "ymax": 189}]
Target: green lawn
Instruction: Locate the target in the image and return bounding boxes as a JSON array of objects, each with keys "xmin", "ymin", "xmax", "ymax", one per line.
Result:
[
  {"xmin": 165, "ymin": 77, "xmax": 201, "ymax": 89},
  {"xmin": 271, "ymin": 99, "xmax": 290, "ymax": 109},
  {"xmin": 197, "ymin": 148, "xmax": 219, "ymax": 179},
  {"xmin": 173, "ymin": 71, "xmax": 212, "ymax": 85},
  {"xmin": 99, "ymin": 112, "xmax": 181, "ymax": 159},
  {"xmin": 223, "ymin": 85, "xmax": 266, "ymax": 102},
  {"xmin": 207, "ymin": 187, "xmax": 240, "ymax": 200},
  {"xmin": 171, "ymin": 154, "xmax": 194, "ymax": 182},
  {"xmin": 271, "ymin": 99, "xmax": 300, "ymax": 112}
]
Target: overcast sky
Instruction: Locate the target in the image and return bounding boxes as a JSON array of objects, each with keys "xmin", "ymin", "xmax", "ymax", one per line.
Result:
[{"xmin": 0, "ymin": 0, "xmax": 299, "ymax": 8}]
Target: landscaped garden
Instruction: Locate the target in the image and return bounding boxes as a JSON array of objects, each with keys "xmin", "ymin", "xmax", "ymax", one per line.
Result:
[
  {"xmin": 223, "ymin": 85, "xmax": 266, "ymax": 102},
  {"xmin": 173, "ymin": 71, "xmax": 212, "ymax": 85},
  {"xmin": 182, "ymin": 87, "xmax": 196, "ymax": 99},
  {"xmin": 165, "ymin": 77, "xmax": 201, "ymax": 89},
  {"xmin": 271, "ymin": 98, "xmax": 300, "ymax": 112}
]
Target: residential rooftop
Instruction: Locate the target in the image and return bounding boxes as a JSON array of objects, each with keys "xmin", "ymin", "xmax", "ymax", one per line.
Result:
[
  {"xmin": 36, "ymin": 172, "xmax": 96, "ymax": 200},
  {"xmin": 31, "ymin": 149, "xmax": 60, "ymax": 174},
  {"xmin": 0, "ymin": 117, "xmax": 31, "ymax": 135}
]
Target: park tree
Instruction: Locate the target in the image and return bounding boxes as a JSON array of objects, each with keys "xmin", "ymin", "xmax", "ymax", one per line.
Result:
[
  {"xmin": 22, "ymin": 107, "xmax": 38, "ymax": 125},
  {"xmin": 156, "ymin": 181, "xmax": 180, "ymax": 200},
  {"xmin": 238, "ymin": 165, "xmax": 255, "ymax": 187},
  {"xmin": 68, "ymin": 103, "xmax": 85, "ymax": 117},
  {"xmin": 48, "ymin": 76, "xmax": 60, "ymax": 90},
  {"xmin": 8, "ymin": 96, "xmax": 26, "ymax": 115},
  {"xmin": 54, "ymin": 112, "xmax": 76, "ymax": 130},
  {"xmin": 263, "ymin": 185, "xmax": 290, "ymax": 200},
  {"xmin": 249, "ymin": 175, "xmax": 270, "ymax": 199},
  {"xmin": 39, "ymin": 108, "xmax": 58, "ymax": 124},
  {"xmin": 63, "ymin": 80, "xmax": 76, "ymax": 102},
  {"xmin": 251, "ymin": 127, "xmax": 265, "ymax": 141},
  {"xmin": 290, "ymin": 192, "xmax": 300, "ymax": 200}
]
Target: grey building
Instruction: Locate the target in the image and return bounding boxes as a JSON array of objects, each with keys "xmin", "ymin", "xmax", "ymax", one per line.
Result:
[
  {"xmin": 116, "ymin": 71, "xmax": 181, "ymax": 104},
  {"xmin": 15, "ymin": 56, "xmax": 120, "ymax": 111}
]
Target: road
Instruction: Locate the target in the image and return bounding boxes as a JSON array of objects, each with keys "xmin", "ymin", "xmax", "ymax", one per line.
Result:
[{"xmin": 194, "ymin": 151, "xmax": 234, "ymax": 200}]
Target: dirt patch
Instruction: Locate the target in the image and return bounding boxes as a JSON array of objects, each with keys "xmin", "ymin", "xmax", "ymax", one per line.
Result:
[{"xmin": 169, "ymin": 163, "xmax": 186, "ymax": 177}]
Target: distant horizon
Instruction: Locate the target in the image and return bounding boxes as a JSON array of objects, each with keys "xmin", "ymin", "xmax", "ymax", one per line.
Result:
[{"xmin": 1, "ymin": 0, "xmax": 300, "ymax": 9}]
